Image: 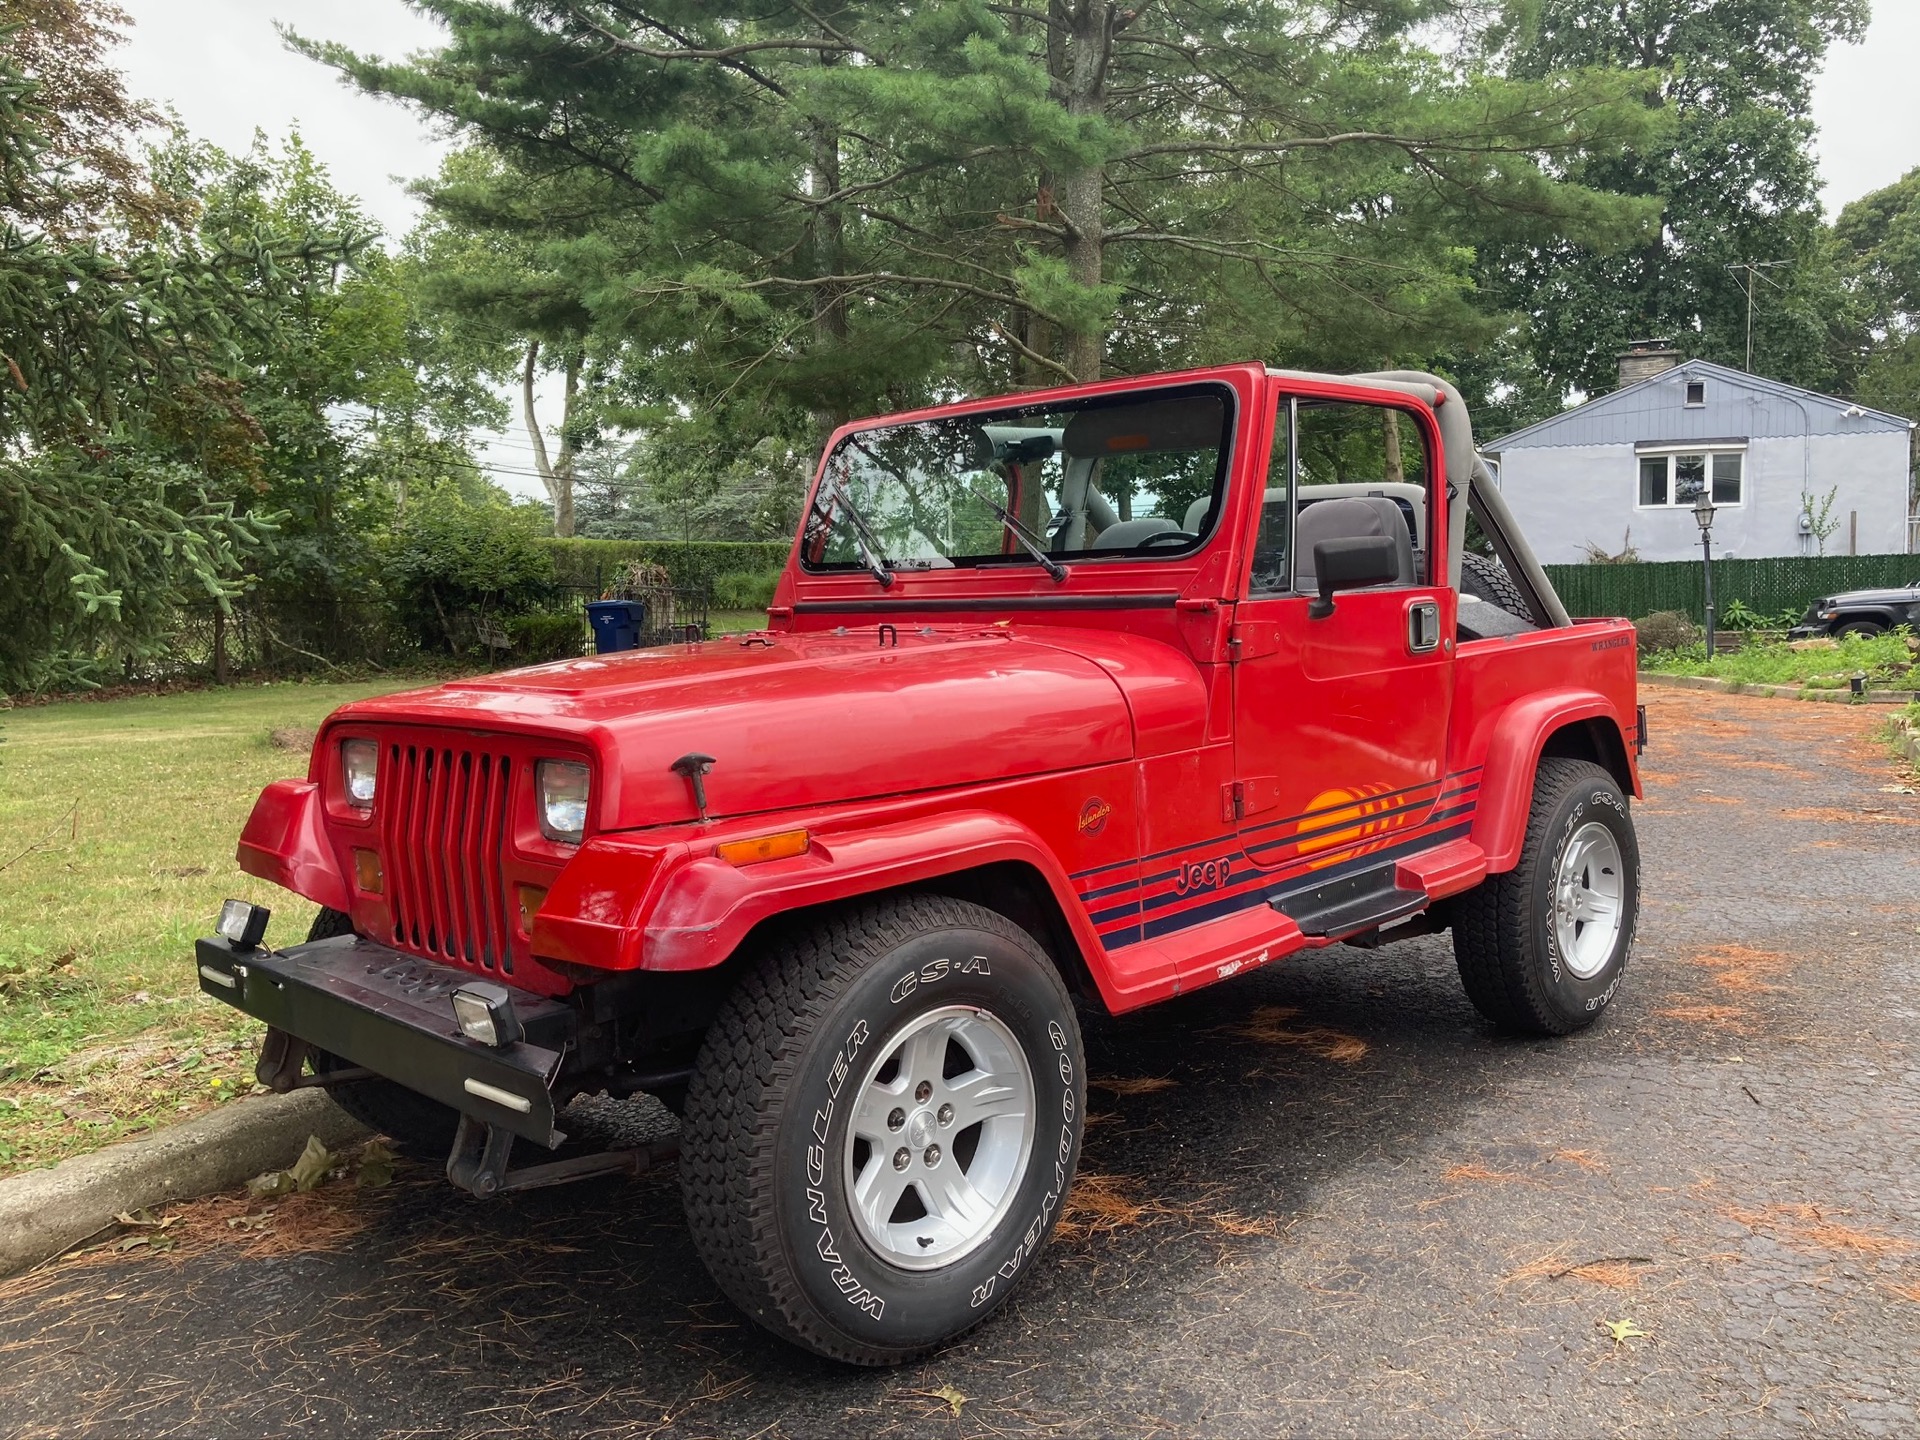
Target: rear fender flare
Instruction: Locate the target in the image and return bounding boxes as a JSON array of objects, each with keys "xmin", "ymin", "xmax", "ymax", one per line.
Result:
[
  {"xmin": 1470, "ymin": 694, "xmax": 1638, "ymax": 874},
  {"xmin": 538, "ymin": 811, "xmax": 1117, "ymax": 1005}
]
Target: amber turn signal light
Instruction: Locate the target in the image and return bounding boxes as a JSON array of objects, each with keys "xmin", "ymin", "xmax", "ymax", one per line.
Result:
[
  {"xmin": 353, "ymin": 849, "xmax": 383, "ymax": 894},
  {"xmin": 517, "ymin": 884, "xmax": 548, "ymax": 934},
  {"xmin": 715, "ymin": 830, "xmax": 810, "ymax": 867}
]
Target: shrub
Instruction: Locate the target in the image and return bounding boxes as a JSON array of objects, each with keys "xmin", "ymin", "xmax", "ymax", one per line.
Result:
[
  {"xmin": 506, "ymin": 610, "xmax": 587, "ymax": 664},
  {"xmin": 384, "ymin": 487, "xmax": 557, "ymax": 651},
  {"xmin": 1634, "ymin": 610, "xmax": 1700, "ymax": 653},
  {"xmin": 712, "ymin": 568, "xmax": 782, "ymax": 611}
]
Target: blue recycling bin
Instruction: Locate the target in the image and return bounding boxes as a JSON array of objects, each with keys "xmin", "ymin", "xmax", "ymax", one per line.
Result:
[{"xmin": 586, "ymin": 599, "xmax": 647, "ymax": 653}]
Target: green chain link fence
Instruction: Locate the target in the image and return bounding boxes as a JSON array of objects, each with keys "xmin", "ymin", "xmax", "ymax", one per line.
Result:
[{"xmin": 1544, "ymin": 553, "xmax": 1919, "ymax": 623}]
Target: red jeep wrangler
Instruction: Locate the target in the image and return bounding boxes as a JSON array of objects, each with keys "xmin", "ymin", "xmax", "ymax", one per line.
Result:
[{"xmin": 196, "ymin": 364, "xmax": 1644, "ymax": 1364}]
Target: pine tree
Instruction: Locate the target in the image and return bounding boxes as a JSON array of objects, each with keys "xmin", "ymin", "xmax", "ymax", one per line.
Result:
[{"xmin": 297, "ymin": 0, "xmax": 1660, "ymax": 451}]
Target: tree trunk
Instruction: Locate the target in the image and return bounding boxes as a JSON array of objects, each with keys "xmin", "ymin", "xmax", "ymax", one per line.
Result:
[
  {"xmin": 522, "ymin": 337, "xmax": 578, "ymax": 537},
  {"xmin": 807, "ymin": 34, "xmax": 848, "ymax": 444},
  {"xmin": 553, "ymin": 350, "xmax": 580, "ymax": 538},
  {"xmin": 1382, "ymin": 408, "xmax": 1404, "ymax": 483},
  {"xmin": 1052, "ymin": 0, "xmax": 1116, "ymax": 383}
]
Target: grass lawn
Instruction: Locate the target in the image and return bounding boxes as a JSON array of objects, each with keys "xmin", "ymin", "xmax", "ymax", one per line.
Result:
[
  {"xmin": 1642, "ymin": 630, "xmax": 1916, "ymax": 690},
  {"xmin": 0, "ymin": 679, "xmax": 423, "ymax": 1174}
]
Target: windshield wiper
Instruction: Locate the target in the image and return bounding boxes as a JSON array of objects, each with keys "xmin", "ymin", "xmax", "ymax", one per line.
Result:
[
  {"xmin": 816, "ymin": 478, "xmax": 894, "ymax": 588},
  {"xmin": 972, "ymin": 487, "xmax": 1067, "ymax": 583}
]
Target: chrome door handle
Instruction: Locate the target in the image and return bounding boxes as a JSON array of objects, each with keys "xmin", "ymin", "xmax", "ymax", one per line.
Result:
[{"xmin": 1408, "ymin": 600, "xmax": 1440, "ymax": 654}]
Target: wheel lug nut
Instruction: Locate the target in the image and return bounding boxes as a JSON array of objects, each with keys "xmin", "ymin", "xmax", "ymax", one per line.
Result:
[
  {"xmin": 923, "ymin": 1144, "xmax": 941, "ymax": 1166},
  {"xmin": 937, "ymin": 1103, "xmax": 954, "ymax": 1126},
  {"xmin": 893, "ymin": 1147, "xmax": 911, "ymax": 1171},
  {"xmin": 915, "ymin": 1080, "xmax": 933, "ymax": 1103},
  {"xmin": 887, "ymin": 1107, "xmax": 905, "ymax": 1131}
]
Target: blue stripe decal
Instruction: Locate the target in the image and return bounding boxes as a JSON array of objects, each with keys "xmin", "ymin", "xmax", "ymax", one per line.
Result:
[
  {"xmin": 1068, "ymin": 764, "xmax": 1485, "ymax": 882},
  {"xmin": 1127, "ymin": 824, "xmax": 1473, "ymax": 946}
]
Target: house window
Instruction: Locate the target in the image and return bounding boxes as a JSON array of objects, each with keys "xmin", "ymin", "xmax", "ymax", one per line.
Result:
[
  {"xmin": 1637, "ymin": 450, "xmax": 1743, "ymax": 507},
  {"xmin": 1684, "ymin": 380, "xmax": 1705, "ymax": 407}
]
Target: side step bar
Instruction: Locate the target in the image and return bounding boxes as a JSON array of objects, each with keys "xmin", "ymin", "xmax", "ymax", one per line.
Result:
[{"xmin": 1271, "ymin": 864, "xmax": 1427, "ymax": 939}]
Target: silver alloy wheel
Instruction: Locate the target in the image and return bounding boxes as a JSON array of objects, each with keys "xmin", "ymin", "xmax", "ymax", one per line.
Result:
[
  {"xmin": 1553, "ymin": 820, "xmax": 1625, "ymax": 980},
  {"xmin": 843, "ymin": 1004, "xmax": 1036, "ymax": 1271}
]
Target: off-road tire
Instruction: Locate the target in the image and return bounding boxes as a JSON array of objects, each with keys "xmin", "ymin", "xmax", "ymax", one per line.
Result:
[
  {"xmin": 1835, "ymin": 619, "xmax": 1884, "ymax": 638},
  {"xmin": 1460, "ymin": 549, "xmax": 1532, "ymax": 619},
  {"xmin": 304, "ymin": 907, "xmax": 462, "ymax": 1157},
  {"xmin": 680, "ymin": 895, "xmax": 1084, "ymax": 1366},
  {"xmin": 1453, "ymin": 758, "xmax": 1639, "ymax": 1035}
]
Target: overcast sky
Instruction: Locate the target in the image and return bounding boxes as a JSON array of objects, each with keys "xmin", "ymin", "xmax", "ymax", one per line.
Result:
[{"xmin": 113, "ymin": 0, "xmax": 1920, "ymax": 499}]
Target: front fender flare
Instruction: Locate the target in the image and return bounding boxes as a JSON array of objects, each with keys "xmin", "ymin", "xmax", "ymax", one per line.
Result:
[
  {"xmin": 1469, "ymin": 692, "xmax": 1638, "ymax": 874},
  {"xmin": 235, "ymin": 779, "xmax": 352, "ymax": 914},
  {"xmin": 532, "ymin": 810, "xmax": 1113, "ymax": 997}
]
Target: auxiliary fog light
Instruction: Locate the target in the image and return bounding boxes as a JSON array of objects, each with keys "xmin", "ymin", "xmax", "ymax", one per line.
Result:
[
  {"xmin": 452, "ymin": 981, "xmax": 522, "ymax": 1049},
  {"xmin": 216, "ymin": 899, "xmax": 271, "ymax": 950}
]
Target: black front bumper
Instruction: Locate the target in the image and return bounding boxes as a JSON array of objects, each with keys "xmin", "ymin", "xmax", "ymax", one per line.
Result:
[{"xmin": 195, "ymin": 934, "xmax": 575, "ymax": 1147}]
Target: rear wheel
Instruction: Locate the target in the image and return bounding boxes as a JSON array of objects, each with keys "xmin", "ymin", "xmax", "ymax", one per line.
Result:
[
  {"xmin": 1453, "ymin": 759, "xmax": 1639, "ymax": 1035},
  {"xmin": 304, "ymin": 907, "xmax": 462, "ymax": 1157},
  {"xmin": 680, "ymin": 895, "xmax": 1084, "ymax": 1365}
]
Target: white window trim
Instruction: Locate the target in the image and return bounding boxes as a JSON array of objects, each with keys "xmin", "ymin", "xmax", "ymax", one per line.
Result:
[
  {"xmin": 1683, "ymin": 381, "xmax": 1706, "ymax": 408},
  {"xmin": 1634, "ymin": 445, "xmax": 1746, "ymax": 510}
]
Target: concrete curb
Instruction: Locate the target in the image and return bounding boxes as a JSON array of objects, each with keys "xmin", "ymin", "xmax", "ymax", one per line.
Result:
[
  {"xmin": 1639, "ymin": 672, "xmax": 1916, "ymax": 705},
  {"xmin": 1893, "ymin": 715, "xmax": 1920, "ymax": 769},
  {"xmin": 0, "ymin": 1089, "xmax": 368, "ymax": 1278}
]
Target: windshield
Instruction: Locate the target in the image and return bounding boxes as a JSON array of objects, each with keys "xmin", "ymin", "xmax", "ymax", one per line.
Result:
[{"xmin": 801, "ymin": 385, "xmax": 1232, "ymax": 574}]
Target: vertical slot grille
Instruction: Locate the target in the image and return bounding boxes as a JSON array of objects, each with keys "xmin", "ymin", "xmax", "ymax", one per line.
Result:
[{"xmin": 381, "ymin": 743, "xmax": 516, "ymax": 974}]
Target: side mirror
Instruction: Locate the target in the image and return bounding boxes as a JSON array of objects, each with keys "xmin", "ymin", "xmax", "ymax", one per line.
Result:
[{"xmin": 1308, "ymin": 536, "xmax": 1400, "ymax": 619}]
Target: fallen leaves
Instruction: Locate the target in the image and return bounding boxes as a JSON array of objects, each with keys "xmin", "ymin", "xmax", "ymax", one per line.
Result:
[
  {"xmin": 1779, "ymin": 805, "xmax": 1920, "ymax": 828},
  {"xmin": 1686, "ymin": 944, "xmax": 1791, "ymax": 996},
  {"xmin": 1599, "ymin": 1317, "xmax": 1648, "ymax": 1345},
  {"xmin": 1651, "ymin": 1001, "xmax": 1754, "ymax": 1033},
  {"xmin": 246, "ymin": 1134, "xmax": 333, "ymax": 1199},
  {"xmin": 1720, "ymin": 1202, "xmax": 1912, "ymax": 1258},
  {"xmin": 1550, "ymin": 1149, "xmax": 1607, "ymax": 1173},
  {"xmin": 1215, "ymin": 1005, "xmax": 1369, "ymax": 1064},
  {"xmin": 1090, "ymin": 1076, "xmax": 1179, "ymax": 1097},
  {"xmin": 1052, "ymin": 1172, "xmax": 1280, "ymax": 1245},
  {"xmin": 1505, "ymin": 1253, "xmax": 1653, "ymax": 1290},
  {"xmin": 1440, "ymin": 1163, "xmax": 1531, "ymax": 1186}
]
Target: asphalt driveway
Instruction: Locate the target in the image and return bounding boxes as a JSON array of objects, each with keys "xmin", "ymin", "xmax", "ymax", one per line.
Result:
[{"xmin": 2, "ymin": 689, "xmax": 1916, "ymax": 1439}]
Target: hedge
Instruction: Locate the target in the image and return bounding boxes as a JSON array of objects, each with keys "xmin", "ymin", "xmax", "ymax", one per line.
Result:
[
  {"xmin": 1543, "ymin": 553, "xmax": 1919, "ymax": 623},
  {"xmin": 538, "ymin": 538, "xmax": 791, "ymax": 595}
]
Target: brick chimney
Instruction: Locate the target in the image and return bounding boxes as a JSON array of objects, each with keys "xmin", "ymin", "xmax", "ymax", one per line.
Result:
[{"xmin": 1618, "ymin": 338, "xmax": 1682, "ymax": 390}]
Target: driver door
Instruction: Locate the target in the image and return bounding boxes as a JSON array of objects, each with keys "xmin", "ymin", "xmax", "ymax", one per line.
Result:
[{"xmin": 1229, "ymin": 382, "xmax": 1458, "ymax": 930}]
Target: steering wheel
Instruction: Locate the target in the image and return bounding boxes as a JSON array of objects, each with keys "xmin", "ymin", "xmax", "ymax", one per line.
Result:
[{"xmin": 1128, "ymin": 531, "xmax": 1195, "ymax": 553}]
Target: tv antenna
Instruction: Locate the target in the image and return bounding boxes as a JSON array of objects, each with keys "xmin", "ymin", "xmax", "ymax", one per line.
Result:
[{"xmin": 1725, "ymin": 260, "xmax": 1791, "ymax": 373}]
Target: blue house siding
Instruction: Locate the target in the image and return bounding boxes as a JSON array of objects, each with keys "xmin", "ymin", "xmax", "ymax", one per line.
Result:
[{"xmin": 1485, "ymin": 361, "xmax": 1915, "ymax": 564}]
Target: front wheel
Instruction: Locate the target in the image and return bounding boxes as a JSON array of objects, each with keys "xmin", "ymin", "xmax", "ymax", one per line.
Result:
[
  {"xmin": 1453, "ymin": 758, "xmax": 1639, "ymax": 1035},
  {"xmin": 1835, "ymin": 619, "xmax": 1884, "ymax": 638},
  {"xmin": 680, "ymin": 895, "xmax": 1084, "ymax": 1365}
]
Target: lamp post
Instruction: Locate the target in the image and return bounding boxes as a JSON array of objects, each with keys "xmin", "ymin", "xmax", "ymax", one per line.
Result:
[{"xmin": 1692, "ymin": 490, "xmax": 1718, "ymax": 656}]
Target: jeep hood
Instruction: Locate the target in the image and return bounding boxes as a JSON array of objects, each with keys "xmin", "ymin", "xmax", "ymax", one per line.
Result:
[{"xmin": 325, "ymin": 628, "xmax": 1154, "ymax": 828}]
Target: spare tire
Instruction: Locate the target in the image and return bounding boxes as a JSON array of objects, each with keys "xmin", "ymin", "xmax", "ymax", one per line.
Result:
[{"xmin": 1460, "ymin": 550, "xmax": 1533, "ymax": 620}]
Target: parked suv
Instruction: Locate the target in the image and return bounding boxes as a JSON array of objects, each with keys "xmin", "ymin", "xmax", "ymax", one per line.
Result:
[
  {"xmin": 194, "ymin": 365, "xmax": 1645, "ymax": 1364},
  {"xmin": 1788, "ymin": 580, "xmax": 1920, "ymax": 638}
]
